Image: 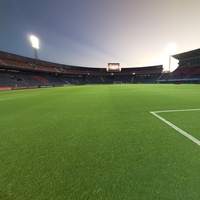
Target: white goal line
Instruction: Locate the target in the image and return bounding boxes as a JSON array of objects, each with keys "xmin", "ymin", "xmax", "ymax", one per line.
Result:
[{"xmin": 150, "ymin": 108, "xmax": 200, "ymax": 146}]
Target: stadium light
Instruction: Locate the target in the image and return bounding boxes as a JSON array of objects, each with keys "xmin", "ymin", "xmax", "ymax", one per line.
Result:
[
  {"xmin": 30, "ymin": 35, "xmax": 39, "ymax": 59},
  {"xmin": 167, "ymin": 43, "xmax": 176, "ymax": 72}
]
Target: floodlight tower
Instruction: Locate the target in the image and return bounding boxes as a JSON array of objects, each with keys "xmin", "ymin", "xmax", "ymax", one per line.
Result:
[
  {"xmin": 30, "ymin": 35, "xmax": 39, "ymax": 59},
  {"xmin": 167, "ymin": 43, "xmax": 176, "ymax": 72}
]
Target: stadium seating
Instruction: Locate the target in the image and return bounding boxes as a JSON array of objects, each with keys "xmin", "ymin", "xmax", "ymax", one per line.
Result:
[
  {"xmin": 0, "ymin": 51, "xmax": 163, "ymax": 87},
  {"xmin": 157, "ymin": 65, "xmax": 200, "ymax": 83}
]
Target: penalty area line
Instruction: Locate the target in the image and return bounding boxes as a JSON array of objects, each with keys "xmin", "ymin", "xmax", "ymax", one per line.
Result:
[
  {"xmin": 150, "ymin": 110, "xmax": 200, "ymax": 146},
  {"xmin": 152, "ymin": 108, "xmax": 200, "ymax": 114}
]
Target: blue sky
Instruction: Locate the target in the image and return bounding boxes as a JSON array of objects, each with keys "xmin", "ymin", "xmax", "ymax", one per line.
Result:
[{"xmin": 1, "ymin": 0, "xmax": 200, "ymax": 71}]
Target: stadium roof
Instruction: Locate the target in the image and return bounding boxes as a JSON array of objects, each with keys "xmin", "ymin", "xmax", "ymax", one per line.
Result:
[{"xmin": 172, "ymin": 48, "xmax": 200, "ymax": 60}]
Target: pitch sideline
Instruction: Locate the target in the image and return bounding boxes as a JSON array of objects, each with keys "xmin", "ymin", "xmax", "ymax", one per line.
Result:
[
  {"xmin": 150, "ymin": 108, "xmax": 200, "ymax": 146},
  {"xmin": 0, "ymin": 94, "xmax": 36, "ymax": 102}
]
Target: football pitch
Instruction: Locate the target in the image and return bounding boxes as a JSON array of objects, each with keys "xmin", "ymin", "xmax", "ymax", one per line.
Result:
[{"xmin": 0, "ymin": 84, "xmax": 200, "ymax": 200}]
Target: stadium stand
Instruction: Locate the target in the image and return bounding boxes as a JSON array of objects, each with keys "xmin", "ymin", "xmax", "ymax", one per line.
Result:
[
  {"xmin": 0, "ymin": 51, "xmax": 163, "ymax": 89},
  {"xmin": 157, "ymin": 48, "xmax": 200, "ymax": 84}
]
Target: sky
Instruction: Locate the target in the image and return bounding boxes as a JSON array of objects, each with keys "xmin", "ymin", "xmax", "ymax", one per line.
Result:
[{"xmin": 1, "ymin": 0, "xmax": 200, "ymax": 71}]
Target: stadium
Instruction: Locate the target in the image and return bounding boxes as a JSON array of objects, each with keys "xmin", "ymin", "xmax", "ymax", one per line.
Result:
[
  {"xmin": 0, "ymin": 50, "xmax": 163, "ymax": 89},
  {"xmin": 0, "ymin": 48, "xmax": 200, "ymax": 199},
  {"xmin": 0, "ymin": 48, "xmax": 200, "ymax": 90}
]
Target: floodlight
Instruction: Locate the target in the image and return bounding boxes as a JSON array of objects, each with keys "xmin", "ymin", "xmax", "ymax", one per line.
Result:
[
  {"xmin": 30, "ymin": 35, "xmax": 39, "ymax": 59},
  {"xmin": 30, "ymin": 35, "xmax": 39, "ymax": 49},
  {"xmin": 167, "ymin": 43, "xmax": 176, "ymax": 72},
  {"xmin": 167, "ymin": 43, "xmax": 176, "ymax": 54}
]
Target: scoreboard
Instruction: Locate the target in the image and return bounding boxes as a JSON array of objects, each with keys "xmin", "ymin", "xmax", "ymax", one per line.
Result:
[{"xmin": 107, "ymin": 63, "xmax": 121, "ymax": 72}]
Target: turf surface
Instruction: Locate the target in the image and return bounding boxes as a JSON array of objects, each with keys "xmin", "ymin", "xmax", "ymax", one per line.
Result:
[{"xmin": 0, "ymin": 84, "xmax": 200, "ymax": 199}]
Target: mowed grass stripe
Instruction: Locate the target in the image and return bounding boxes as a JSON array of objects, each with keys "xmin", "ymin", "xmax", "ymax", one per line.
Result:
[{"xmin": 0, "ymin": 84, "xmax": 200, "ymax": 200}]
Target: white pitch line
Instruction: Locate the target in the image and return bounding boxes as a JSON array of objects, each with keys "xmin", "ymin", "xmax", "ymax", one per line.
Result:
[
  {"xmin": 0, "ymin": 94, "xmax": 36, "ymax": 102},
  {"xmin": 153, "ymin": 108, "xmax": 200, "ymax": 114},
  {"xmin": 150, "ymin": 109, "xmax": 200, "ymax": 146}
]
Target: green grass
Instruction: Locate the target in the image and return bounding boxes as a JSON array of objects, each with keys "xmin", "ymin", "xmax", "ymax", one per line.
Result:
[
  {"xmin": 0, "ymin": 84, "xmax": 200, "ymax": 200},
  {"xmin": 159, "ymin": 110, "xmax": 200, "ymax": 141}
]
